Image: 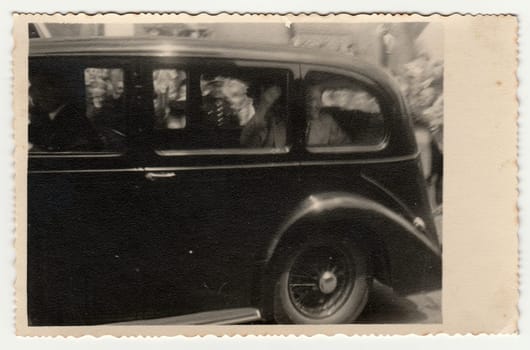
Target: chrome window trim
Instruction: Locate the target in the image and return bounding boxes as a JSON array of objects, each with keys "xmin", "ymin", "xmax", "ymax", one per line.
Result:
[
  {"xmin": 306, "ymin": 141, "xmax": 388, "ymax": 154},
  {"xmin": 29, "ymin": 167, "xmax": 145, "ymax": 174},
  {"xmin": 297, "ymin": 152, "xmax": 419, "ymax": 166},
  {"xmin": 29, "ymin": 152, "xmax": 124, "ymax": 159},
  {"xmin": 155, "ymin": 146, "xmax": 291, "ymax": 156},
  {"xmin": 28, "ymin": 152, "xmax": 420, "ymax": 175}
]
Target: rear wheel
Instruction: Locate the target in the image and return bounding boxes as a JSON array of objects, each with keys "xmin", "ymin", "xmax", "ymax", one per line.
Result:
[{"xmin": 272, "ymin": 234, "xmax": 371, "ymax": 324}]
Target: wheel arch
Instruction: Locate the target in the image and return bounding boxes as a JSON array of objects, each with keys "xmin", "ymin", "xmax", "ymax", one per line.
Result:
[{"xmin": 253, "ymin": 192, "xmax": 442, "ymax": 316}]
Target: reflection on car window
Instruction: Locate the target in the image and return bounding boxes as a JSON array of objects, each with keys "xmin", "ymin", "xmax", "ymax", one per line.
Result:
[
  {"xmin": 305, "ymin": 71, "xmax": 385, "ymax": 149},
  {"xmin": 152, "ymin": 68, "xmax": 288, "ymax": 152},
  {"xmin": 322, "ymin": 88, "xmax": 380, "ymax": 113},
  {"xmin": 198, "ymin": 71, "xmax": 287, "ymax": 150},
  {"xmin": 84, "ymin": 68, "xmax": 127, "ymax": 149},
  {"xmin": 153, "ymin": 69, "xmax": 187, "ymax": 130},
  {"xmin": 28, "ymin": 63, "xmax": 127, "ymax": 153}
]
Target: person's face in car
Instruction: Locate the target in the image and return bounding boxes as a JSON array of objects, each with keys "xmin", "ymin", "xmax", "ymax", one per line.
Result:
[
  {"xmin": 306, "ymin": 87, "xmax": 322, "ymax": 120},
  {"xmin": 222, "ymin": 80, "xmax": 250, "ymax": 110},
  {"xmin": 91, "ymin": 88, "xmax": 106, "ymax": 109},
  {"xmin": 111, "ymin": 81, "xmax": 124, "ymax": 99},
  {"xmin": 31, "ymin": 81, "xmax": 64, "ymax": 113}
]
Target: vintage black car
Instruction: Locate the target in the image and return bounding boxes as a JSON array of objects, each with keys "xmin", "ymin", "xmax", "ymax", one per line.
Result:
[{"xmin": 27, "ymin": 36, "xmax": 441, "ymax": 325}]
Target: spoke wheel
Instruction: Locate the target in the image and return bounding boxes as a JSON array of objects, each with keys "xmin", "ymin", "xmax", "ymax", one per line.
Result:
[
  {"xmin": 272, "ymin": 234, "xmax": 371, "ymax": 324},
  {"xmin": 287, "ymin": 246, "xmax": 353, "ymax": 319}
]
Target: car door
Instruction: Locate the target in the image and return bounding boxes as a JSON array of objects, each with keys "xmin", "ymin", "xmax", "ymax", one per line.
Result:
[
  {"xmin": 132, "ymin": 58, "xmax": 303, "ymax": 318},
  {"xmin": 27, "ymin": 56, "xmax": 147, "ymax": 325},
  {"xmin": 297, "ymin": 67, "xmax": 390, "ymax": 194}
]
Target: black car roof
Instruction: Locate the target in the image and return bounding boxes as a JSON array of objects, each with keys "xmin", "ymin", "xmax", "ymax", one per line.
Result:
[{"xmin": 29, "ymin": 36, "xmax": 398, "ymax": 91}]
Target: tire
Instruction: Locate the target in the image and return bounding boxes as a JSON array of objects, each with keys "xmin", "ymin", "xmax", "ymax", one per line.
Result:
[{"xmin": 272, "ymin": 233, "xmax": 371, "ymax": 324}]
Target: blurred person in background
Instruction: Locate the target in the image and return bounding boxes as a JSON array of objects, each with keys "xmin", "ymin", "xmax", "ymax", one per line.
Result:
[{"xmin": 395, "ymin": 54, "xmax": 443, "ymax": 209}]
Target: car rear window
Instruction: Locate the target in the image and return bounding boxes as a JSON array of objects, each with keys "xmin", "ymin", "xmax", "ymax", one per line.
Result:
[{"xmin": 304, "ymin": 71, "xmax": 386, "ymax": 151}]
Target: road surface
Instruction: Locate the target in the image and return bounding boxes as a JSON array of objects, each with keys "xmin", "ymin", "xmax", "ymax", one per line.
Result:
[{"xmin": 357, "ymin": 281, "xmax": 441, "ymax": 324}]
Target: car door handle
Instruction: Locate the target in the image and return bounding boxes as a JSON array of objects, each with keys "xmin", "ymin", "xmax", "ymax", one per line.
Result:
[{"xmin": 145, "ymin": 172, "xmax": 176, "ymax": 181}]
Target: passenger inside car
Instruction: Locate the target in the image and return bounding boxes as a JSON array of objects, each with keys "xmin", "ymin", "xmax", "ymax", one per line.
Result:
[
  {"xmin": 85, "ymin": 68, "xmax": 128, "ymax": 150},
  {"xmin": 29, "ymin": 67, "xmax": 129, "ymax": 152},
  {"xmin": 321, "ymin": 87, "xmax": 384, "ymax": 145},
  {"xmin": 164, "ymin": 99, "xmax": 187, "ymax": 130},
  {"xmin": 305, "ymin": 85, "xmax": 352, "ymax": 146},
  {"xmin": 29, "ymin": 73, "xmax": 101, "ymax": 152},
  {"xmin": 201, "ymin": 76, "xmax": 256, "ymax": 129},
  {"xmin": 240, "ymin": 85, "xmax": 286, "ymax": 148},
  {"xmin": 199, "ymin": 73, "xmax": 288, "ymax": 149},
  {"xmin": 153, "ymin": 69, "xmax": 187, "ymax": 130}
]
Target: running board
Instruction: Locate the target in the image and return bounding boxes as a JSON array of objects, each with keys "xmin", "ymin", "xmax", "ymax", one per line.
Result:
[{"xmin": 113, "ymin": 308, "xmax": 262, "ymax": 325}]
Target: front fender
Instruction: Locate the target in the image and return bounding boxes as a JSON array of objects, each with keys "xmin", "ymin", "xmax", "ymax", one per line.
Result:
[{"xmin": 265, "ymin": 192, "xmax": 441, "ymax": 295}]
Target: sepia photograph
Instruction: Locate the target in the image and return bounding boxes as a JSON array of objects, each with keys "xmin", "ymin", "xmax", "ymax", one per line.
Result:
[
  {"xmin": 25, "ymin": 19, "xmax": 443, "ymax": 327},
  {"xmin": 12, "ymin": 13, "xmax": 519, "ymax": 338}
]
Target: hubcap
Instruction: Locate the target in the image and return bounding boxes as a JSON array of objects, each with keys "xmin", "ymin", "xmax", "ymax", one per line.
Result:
[{"xmin": 318, "ymin": 271, "xmax": 338, "ymax": 294}]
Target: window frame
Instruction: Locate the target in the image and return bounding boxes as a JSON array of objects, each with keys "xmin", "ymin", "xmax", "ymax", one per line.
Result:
[
  {"xmin": 145, "ymin": 58, "xmax": 295, "ymax": 157},
  {"xmin": 301, "ymin": 65, "xmax": 391, "ymax": 154},
  {"xmin": 28, "ymin": 56, "xmax": 134, "ymax": 158}
]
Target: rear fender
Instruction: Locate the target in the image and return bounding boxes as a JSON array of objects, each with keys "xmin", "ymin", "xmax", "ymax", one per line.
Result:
[{"xmin": 264, "ymin": 192, "xmax": 441, "ymax": 295}]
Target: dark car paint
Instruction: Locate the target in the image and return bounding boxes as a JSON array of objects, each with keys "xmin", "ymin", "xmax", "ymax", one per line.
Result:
[{"xmin": 27, "ymin": 37, "xmax": 441, "ymax": 325}]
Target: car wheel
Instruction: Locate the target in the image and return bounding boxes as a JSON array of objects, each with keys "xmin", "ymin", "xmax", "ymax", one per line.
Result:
[{"xmin": 272, "ymin": 234, "xmax": 371, "ymax": 324}]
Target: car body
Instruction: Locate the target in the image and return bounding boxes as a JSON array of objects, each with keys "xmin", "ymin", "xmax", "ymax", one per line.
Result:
[{"xmin": 27, "ymin": 36, "xmax": 441, "ymax": 325}]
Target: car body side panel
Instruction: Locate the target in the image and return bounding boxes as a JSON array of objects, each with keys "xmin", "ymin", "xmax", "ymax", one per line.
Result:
[{"xmin": 28, "ymin": 168, "xmax": 148, "ymax": 325}]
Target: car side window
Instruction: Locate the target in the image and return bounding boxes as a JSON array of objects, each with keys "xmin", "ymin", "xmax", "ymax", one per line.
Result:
[
  {"xmin": 152, "ymin": 69, "xmax": 188, "ymax": 130},
  {"xmin": 28, "ymin": 62, "xmax": 127, "ymax": 153},
  {"xmin": 153, "ymin": 67, "xmax": 289, "ymax": 153},
  {"xmin": 304, "ymin": 71, "xmax": 385, "ymax": 150},
  {"xmin": 199, "ymin": 69, "xmax": 288, "ymax": 150}
]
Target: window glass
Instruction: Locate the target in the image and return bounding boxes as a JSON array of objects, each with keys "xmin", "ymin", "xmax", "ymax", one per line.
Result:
[
  {"xmin": 153, "ymin": 67, "xmax": 288, "ymax": 152},
  {"xmin": 198, "ymin": 70, "xmax": 288, "ymax": 150},
  {"xmin": 200, "ymin": 76, "xmax": 256, "ymax": 129},
  {"xmin": 28, "ymin": 64, "xmax": 127, "ymax": 153},
  {"xmin": 305, "ymin": 72, "xmax": 385, "ymax": 149},
  {"xmin": 152, "ymin": 69, "xmax": 187, "ymax": 130}
]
